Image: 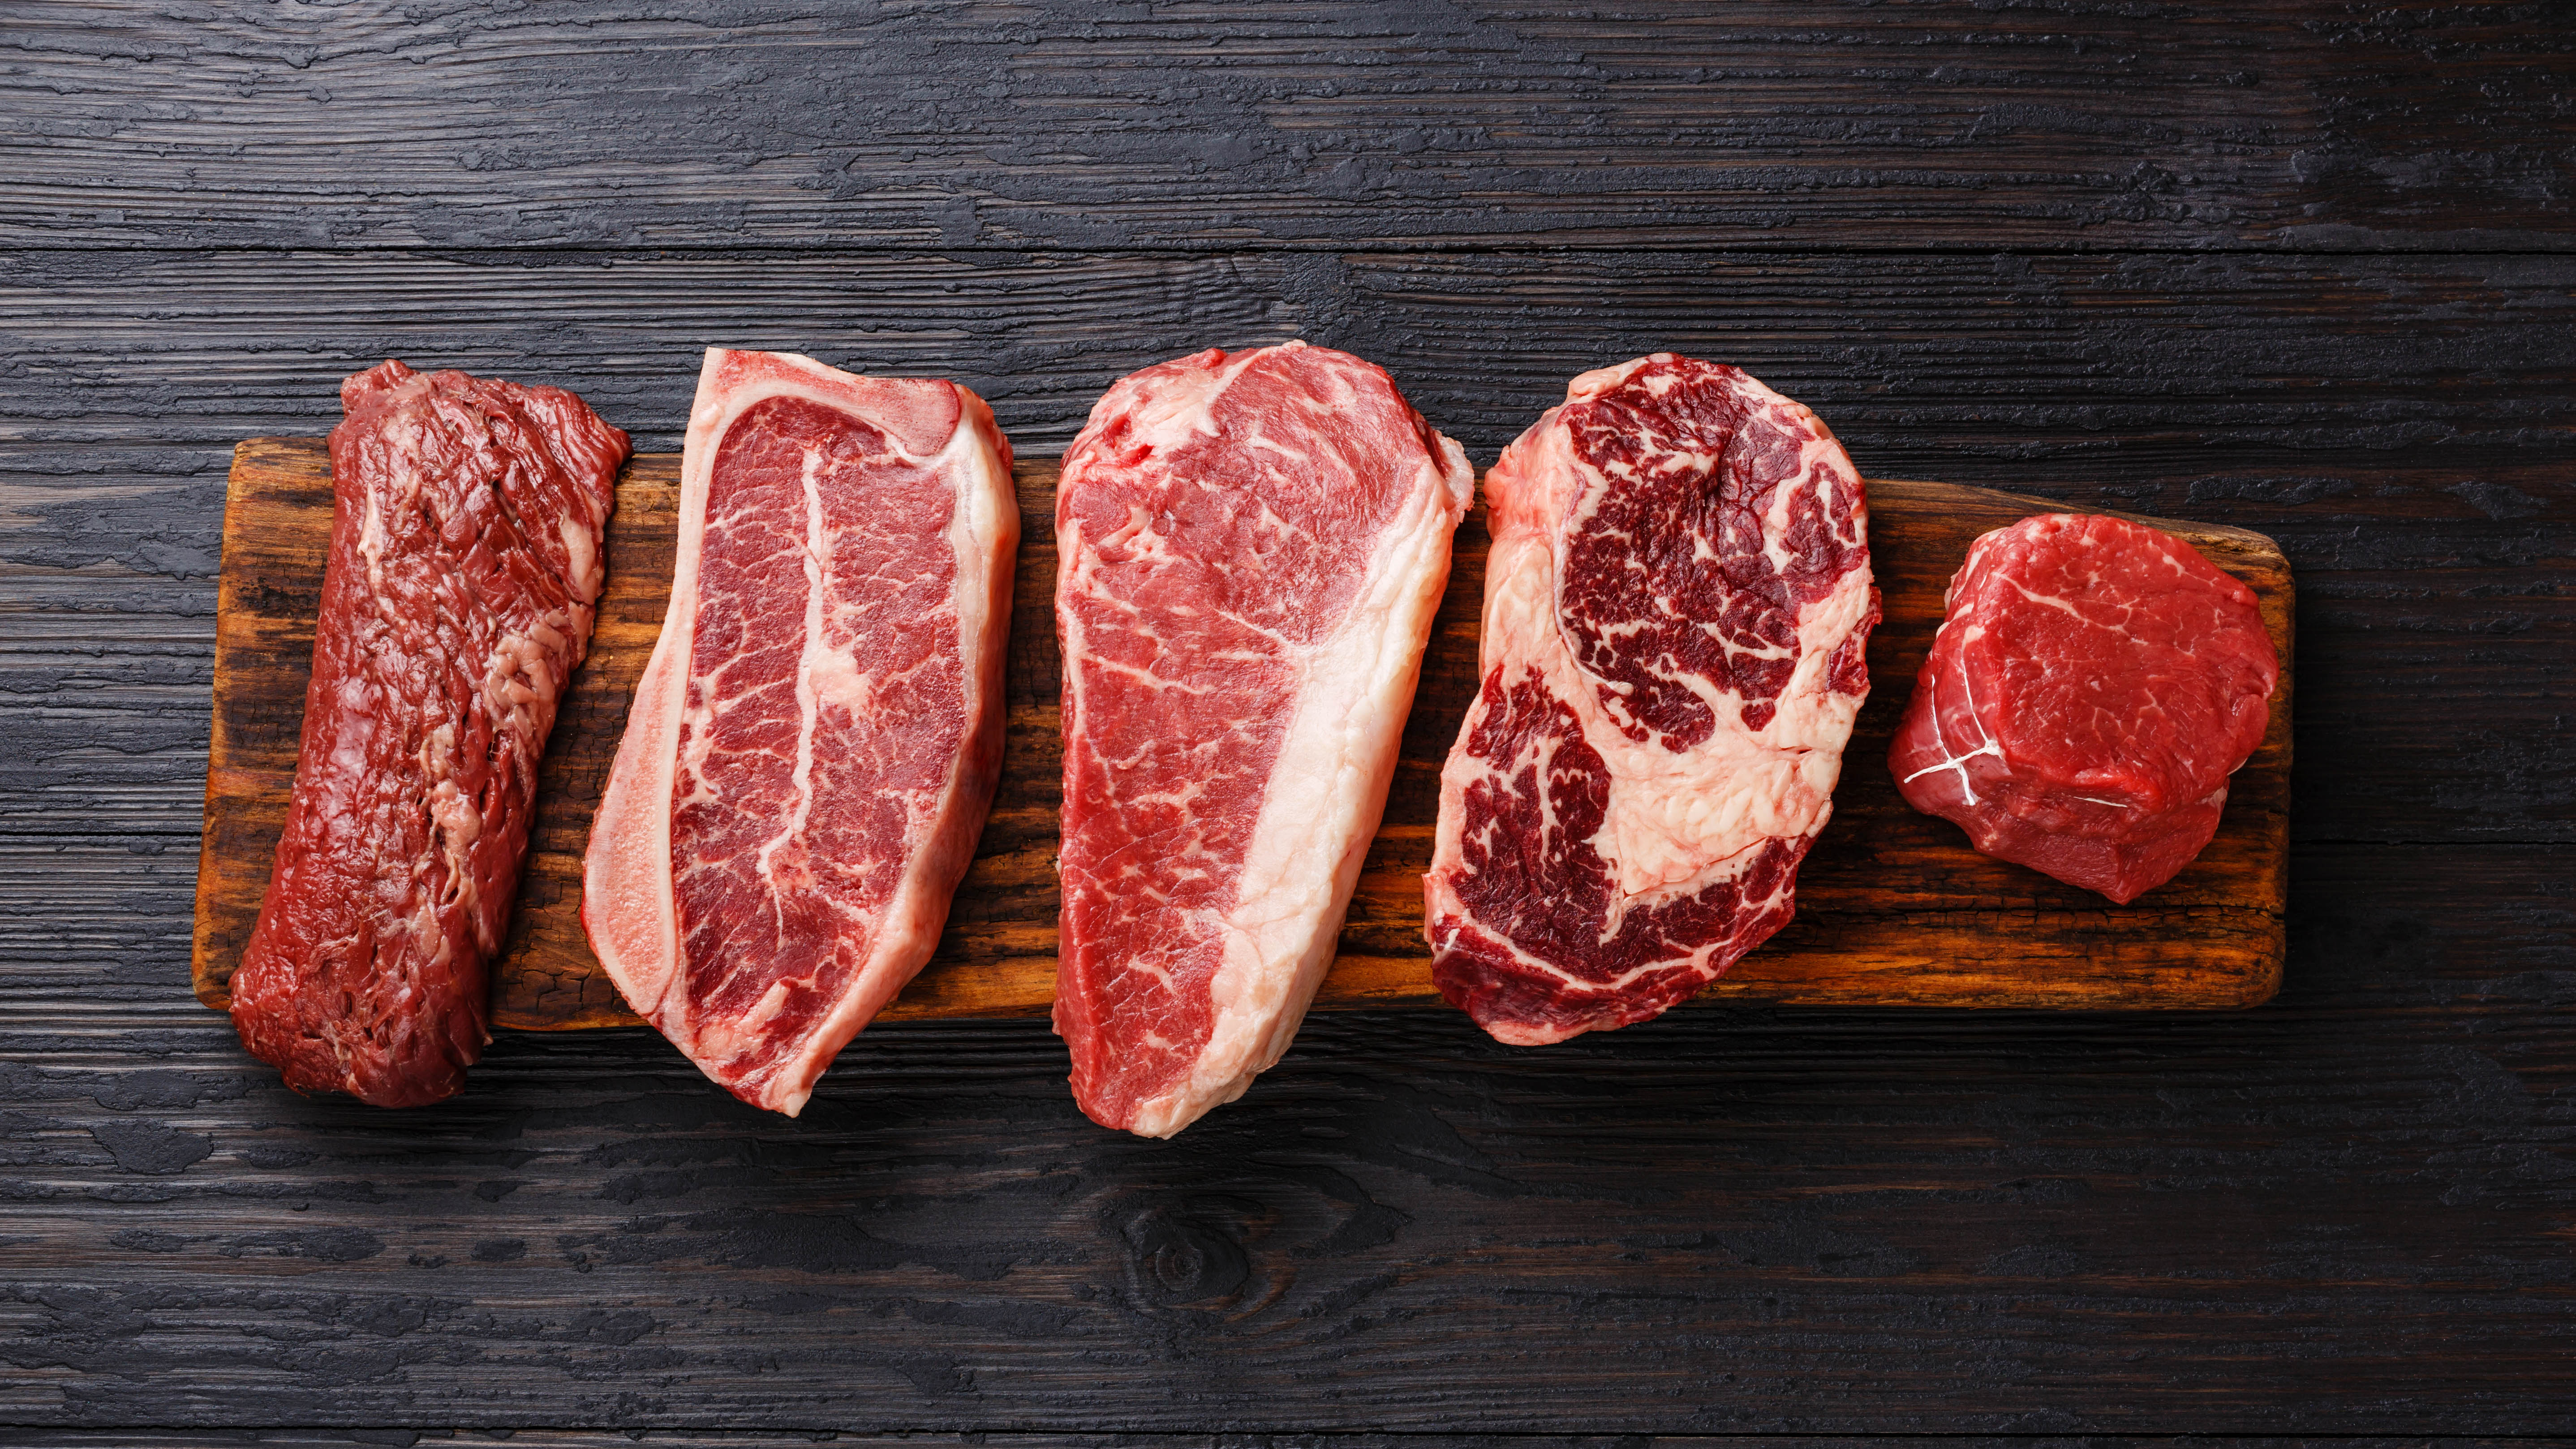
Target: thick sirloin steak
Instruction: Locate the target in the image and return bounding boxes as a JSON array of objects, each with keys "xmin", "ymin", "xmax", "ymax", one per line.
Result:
[
  {"xmin": 1425, "ymin": 355, "xmax": 1878, "ymax": 1045},
  {"xmin": 1054, "ymin": 341, "xmax": 1473, "ymax": 1137}
]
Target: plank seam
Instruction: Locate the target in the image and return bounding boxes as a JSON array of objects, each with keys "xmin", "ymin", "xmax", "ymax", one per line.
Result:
[
  {"xmin": 3, "ymin": 241, "xmax": 2576, "ymax": 260},
  {"xmin": 4, "ymin": 1430, "xmax": 2574, "ymax": 1440}
]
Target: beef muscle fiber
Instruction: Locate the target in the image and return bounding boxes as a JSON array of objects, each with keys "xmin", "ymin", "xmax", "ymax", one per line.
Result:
[
  {"xmin": 1889, "ymin": 512, "xmax": 2278, "ymax": 903},
  {"xmin": 1054, "ymin": 341, "xmax": 1473, "ymax": 1137},
  {"xmin": 583, "ymin": 349, "xmax": 1016, "ymax": 1116},
  {"xmin": 1425, "ymin": 355, "xmax": 1877, "ymax": 1046},
  {"xmin": 231, "ymin": 361, "xmax": 629, "ymax": 1107}
]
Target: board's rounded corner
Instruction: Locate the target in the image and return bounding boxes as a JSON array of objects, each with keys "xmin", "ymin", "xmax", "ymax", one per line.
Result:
[{"xmin": 2228, "ymin": 952, "xmax": 2287, "ymax": 1010}]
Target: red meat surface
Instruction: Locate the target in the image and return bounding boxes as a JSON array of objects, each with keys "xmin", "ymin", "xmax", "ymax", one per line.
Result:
[
  {"xmin": 1423, "ymin": 355, "xmax": 1879, "ymax": 1045},
  {"xmin": 231, "ymin": 361, "xmax": 628, "ymax": 1107},
  {"xmin": 1053, "ymin": 342, "xmax": 1472, "ymax": 1136},
  {"xmin": 583, "ymin": 349, "xmax": 1016, "ymax": 1117},
  {"xmin": 1888, "ymin": 512, "xmax": 2278, "ymax": 903}
]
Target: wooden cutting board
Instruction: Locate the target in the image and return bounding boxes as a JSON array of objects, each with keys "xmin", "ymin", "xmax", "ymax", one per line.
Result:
[{"xmin": 193, "ymin": 438, "xmax": 2293, "ymax": 1029}]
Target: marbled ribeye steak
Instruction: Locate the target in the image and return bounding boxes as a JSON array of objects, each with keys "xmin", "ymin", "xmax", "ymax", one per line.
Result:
[{"xmin": 1425, "ymin": 355, "xmax": 1878, "ymax": 1045}]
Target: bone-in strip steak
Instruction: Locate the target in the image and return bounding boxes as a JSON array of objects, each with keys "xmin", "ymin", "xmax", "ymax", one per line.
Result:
[
  {"xmin": 583, "ymin": 349, "xmax": 1017, "ymax": 1116},
  {"xmin": 230, "ymin": 361, "xmax": 629, "ymax": 1106}
]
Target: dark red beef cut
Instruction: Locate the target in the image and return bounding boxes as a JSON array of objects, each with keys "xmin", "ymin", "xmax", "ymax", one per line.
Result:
[
  {"xmin": 1424, "ymin": 355, "xmax": 1879, "ymax": 1045},
  {"xmin": 1888, "ymin": 512, "xmax": 2277, "ymax": 903},
  {"xmin": 230, "ymin": 361, "xmax": 628, "ymax": 1106}
]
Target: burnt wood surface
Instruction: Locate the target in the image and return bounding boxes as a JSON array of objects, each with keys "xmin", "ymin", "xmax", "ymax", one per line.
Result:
[
  {"xmin": 194, "ymin": 442, "xmax": 2295, "ymax": 1026},
  {"xmin": 4, "ymin": 0, "xmax": 2575, "ymax": 1440}
]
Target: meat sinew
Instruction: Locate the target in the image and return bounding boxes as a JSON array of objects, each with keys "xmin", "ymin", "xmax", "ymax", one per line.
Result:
[
  {"xmin": 583, "ymin": 349, "xmax": 1016, "ymax": 1116},
  {"xmin": 1888, "ymin": 512, "xmax": 2277, "ymax": 903},
  {"xmin": 1424, "ymin": 355, "xmax": 1877, "ymax": 1046},
  {"xmin": 1054, "ymin": 341, "xmax": 1473, "ymax": 1137},
  {"xmin": 231, "ymin": 360, "xmax": 629, "ymax": 1107}
]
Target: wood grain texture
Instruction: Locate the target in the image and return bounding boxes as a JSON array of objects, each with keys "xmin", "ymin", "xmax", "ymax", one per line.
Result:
[
  {"xmin": 6, "ymin": 843, "xmax": 2574, "ymax": 1433},
  {"xmin": 5, "ymin": 1439, "xmax": 2568, "ymax": 1449},
  {"xmin": 3, "ymin": 1, "xmax": 2570, "ymax": 253},
  {"xmin": 5, "ymin": 246, "xmax": 2564, "ymax": 853},
  {"xmin": 5, "ymin": 246, "xmax": 2568, "ymax": 495},
  {"xmin": 8, "ymin": 1, "xmax": 2576, "ymax": 1433},
  {"xmin": 191, "ymin": 438, "xmax": 2294, "ymax": 1031}
]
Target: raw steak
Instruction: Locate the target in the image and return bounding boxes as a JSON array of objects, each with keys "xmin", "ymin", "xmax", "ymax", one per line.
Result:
[
  {"xmin": 231, "ymin": 360, "xmax": 629, "ymax": 1107},
  {"xmin": 1889, "ymin": 512, "xmax": 2277, "ymax": 903},
  {"xmin": 1054, "ymin": 341, "xmax": 1472, "ymax": 1137},
  {"xmin": 1424, "ymin": 355, "xmax": 1877, "ymax": 1046},
  {"xmin": 584, "ymin": 349, "xmax": 1016, "ymax": 1116}
]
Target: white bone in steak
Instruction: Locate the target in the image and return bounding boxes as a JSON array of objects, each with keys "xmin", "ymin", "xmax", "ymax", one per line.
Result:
[{"xmin": 584, "ymin": 349, "xmax": 1016, "ymax": 1116}]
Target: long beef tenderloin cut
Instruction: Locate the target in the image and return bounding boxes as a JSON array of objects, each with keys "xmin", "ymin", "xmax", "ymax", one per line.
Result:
[
  {"xmin": 1423, "ymin": 355, "xmax": 1879, "ymax": 1046},
  {"xmin": 1888, "ymin": 512, "xmax": 2278, "ymax": 903},
  {"xmin": 230, "ymin": 361, "xmax": 629, "ymax": 1107}
]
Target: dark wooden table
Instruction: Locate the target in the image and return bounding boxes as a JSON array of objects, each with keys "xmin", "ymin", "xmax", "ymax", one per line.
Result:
[{"xmin": 4, "ymin": 3, "xmax": 2571, "ymax": 1441}]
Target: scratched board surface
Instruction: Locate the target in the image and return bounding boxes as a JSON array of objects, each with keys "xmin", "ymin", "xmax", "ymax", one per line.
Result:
[{"xmin": 192, "ymin": 437, "xmax": 2294, "ymax": 1028}]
